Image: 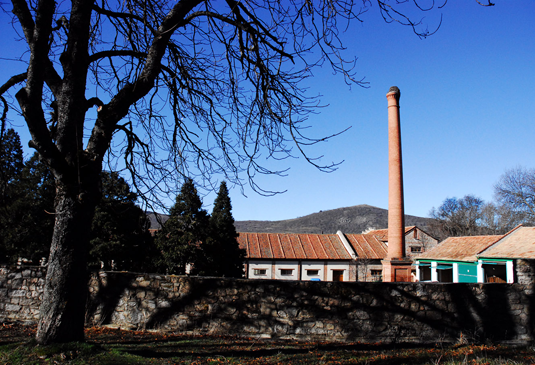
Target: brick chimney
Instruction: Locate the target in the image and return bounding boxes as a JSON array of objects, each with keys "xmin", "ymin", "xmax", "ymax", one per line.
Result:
[{"xmin": 382, "ymin": 86, "xmax": 412, "ymax": 282}]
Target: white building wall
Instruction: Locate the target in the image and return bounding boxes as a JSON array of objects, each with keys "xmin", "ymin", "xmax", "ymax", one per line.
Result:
[
  {"xmin": 301, "ymin": 261, "xmax": 324, "ymax": 281},
  {"xmin": 431, "ymin": 262, "xmax": 438, "ymax": 282},
  {"xmin": 274, "ymin": 261, "xmax": 299, "ymax": 280},
  {"xmin": 507, "ymin": 260, "xmax": 514, "ymax": 283},
  {"xmin": 453, "ymin": 263, "xmax": 459, "ymax": 283},
  {"xmin": 326, "ymin": 261, "xmax": 351, "ymax": 282},
  {"xmin": 246, "ymin": 260, "xmax": 352, "ymax": 281},
  {"xmin": 477, "ymin": 260, "xmax": 484, "ymax": 283},
  {"xmin": 247, "ymin": 260, "xmax": 273, "ymax": 280}
]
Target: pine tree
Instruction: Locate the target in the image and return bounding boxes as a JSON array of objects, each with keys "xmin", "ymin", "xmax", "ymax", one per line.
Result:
[
  {"xmin": 156, "ymin": 178, "xmax": 209, "ymax": 275},
  {"xmin": 89, "ymin": 172, "xmax": 156, "ymax": 272},
  {"xmin": 1, "ymin": 150, "xmax": 155, "ymax": 268},
  {"xmin": 0, "ymin": 129, "xmax": 25, "ymax": 262},
  {"xmin": 0, "ymin": 129, "xmax": 23, "ymax": 203},
  {"xmin": 10, "ymin": 154, "xmax": 56, "ymax": 263},
  {"xmin": 195, "ymin": 181, "xmax": 245, "ymax": 277}
]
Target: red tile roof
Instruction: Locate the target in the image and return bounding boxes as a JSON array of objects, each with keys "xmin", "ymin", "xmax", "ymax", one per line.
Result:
[
  {"xmin": 479, "ymin": 226, "xmax": 535, "ymax": 259},
  {"xmin": 367, "ymin": 226, "xmax": 416, "ymax": 241},
  {"xmin": 238, "ymin": 232, "xmax": 353, "ymax": 260},
  {"xmin": 344, "ymin": 234, "xmax": 388, "ymax": 259},
  {"xmin": 418, "ymin": 235, "xmax": 503, "ymax": 262},
  {"xmin": 238, "ymin": 232, "xmax": 388, "ymax": 260}
]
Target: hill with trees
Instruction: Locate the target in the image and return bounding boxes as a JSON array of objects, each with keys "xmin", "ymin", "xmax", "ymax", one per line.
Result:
[
  {"xmin": 235, "ymin": 204, "xmax": 432, "ymax": 234},
  {"xmin": 150, "ymin": 204, "xmax": 432, "ymax": 234}
]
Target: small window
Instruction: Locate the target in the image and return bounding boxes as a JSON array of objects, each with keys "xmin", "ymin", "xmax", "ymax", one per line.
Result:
[
  {"xmin": 371, "ymin": 269, "xmax": 382, "ymax": 277},
  {"xmin": 280, "ymin": 269, "xmax": 293, "ymax": 276},
  {"xmin": 411, "ymin": 246, "xmax": 422, "ymax": 253},
  {"xmin": 254, "ymin": 269, "xmax": 267, "ymax": 275},
  {"xmin": 307, "ymin": 269, "xmax": 319, "ymax": 276},
  {"xmin": 371, "ymin": 269, "xmax": 382, "ymax": 281}
]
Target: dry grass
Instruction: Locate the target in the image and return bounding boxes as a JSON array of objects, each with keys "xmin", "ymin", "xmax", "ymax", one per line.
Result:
[{"xmin": 0, "ymin": 323, "xmax": 533, "ymax": 364}]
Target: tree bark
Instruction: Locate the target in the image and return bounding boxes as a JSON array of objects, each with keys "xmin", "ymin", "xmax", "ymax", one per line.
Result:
[{"xmin": 36, "ymin": 177, "xmax": 98, "ymax": 344}]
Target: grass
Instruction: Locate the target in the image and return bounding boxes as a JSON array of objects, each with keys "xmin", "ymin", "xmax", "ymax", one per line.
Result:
[{"xmin": 0, "ymin": 323, "xmax": 534, "ymax": 364}]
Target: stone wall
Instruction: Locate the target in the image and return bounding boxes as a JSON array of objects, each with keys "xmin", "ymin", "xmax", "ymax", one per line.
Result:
[
  {"xmin": 1, "ymin": 266, "xmax": 535, "ymax": 344},
  {"xmin": 516, "ymin": 259, "xmax": 535, "ymax": 285},
  {"xmin": 0, "ymin": 266, "xmax": 44, "ymax": 322}
]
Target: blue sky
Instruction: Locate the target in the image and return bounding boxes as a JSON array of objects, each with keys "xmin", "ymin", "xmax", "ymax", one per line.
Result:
[
  {"xmin": 2, "ymin": 1, "xmax": 534, "ymax": 223},
  {"xmin": 226, "ymin": 0, "xmax": 535, "ymax": 222}
]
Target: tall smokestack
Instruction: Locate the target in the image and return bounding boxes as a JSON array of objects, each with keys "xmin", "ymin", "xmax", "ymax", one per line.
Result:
[
  {"xmin": 387, "ymin": 86, "xmax": 405, "ymax": 259},
  {"xmin": 382, "ymin": 86, "xmax": 411, "ymax": 282}
]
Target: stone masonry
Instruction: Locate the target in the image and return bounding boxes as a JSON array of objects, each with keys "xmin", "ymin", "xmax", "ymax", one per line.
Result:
[{"xmin": 1, "ymin": 265, "xmax": 535, "ymax": 344}]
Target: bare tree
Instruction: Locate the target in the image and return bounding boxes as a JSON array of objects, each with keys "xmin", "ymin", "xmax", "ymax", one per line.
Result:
[
  {"xmin": 429, "ymin": 195, "xmax": 490, "ymax": 240},
  {"xmin": 495, "ymin": 167, "xmax": 535, "ymax": 224},
  {"xmin": 429, "ymin": 195, "xmax": 521, "ymax": 241},
  {"xmin": 0, "ymin": 0, "xmax": 491, "ymax": 345}
]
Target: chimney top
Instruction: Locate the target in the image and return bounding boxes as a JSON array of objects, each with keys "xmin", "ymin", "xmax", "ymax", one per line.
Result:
[{"xmin": 387, "ymin": 86, "xmax": 401, "ymax": 100}]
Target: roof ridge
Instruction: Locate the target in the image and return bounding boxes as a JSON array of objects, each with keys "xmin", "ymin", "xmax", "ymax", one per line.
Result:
[{"xmin": 476, "ymin": 224, "xmax": 524, "ymax": 257}]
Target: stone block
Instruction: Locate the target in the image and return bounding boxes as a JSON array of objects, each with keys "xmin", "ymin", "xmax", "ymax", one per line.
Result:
[
  {"xmin": 157, "ymin": 300, "xmax": 171, "ymax": 308},
  {"xmin": 22, "ymin": 270, "xmax": 32, "ymax": 278},
  {"xmin": 11, "ymin": 290, "xmax": 26, "ymax": 297},
  {"xmin": 6, "ymin": 304, "xmax": 21, "ymax": 311}
]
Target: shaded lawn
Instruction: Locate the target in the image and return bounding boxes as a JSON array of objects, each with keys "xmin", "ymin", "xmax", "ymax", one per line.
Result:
[{"xmin": 0, "ymin": 323, "xmax": 534, "ymax": 364}]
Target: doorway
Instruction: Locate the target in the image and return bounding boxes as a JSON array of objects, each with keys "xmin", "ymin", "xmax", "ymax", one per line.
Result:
[
  {"xmin": 483, "ymin": 263, "xmax": 507, "ymax": 283},
  {"xmin": 332, "ymin": 270, "xmax": 344, "ymax": 282}
]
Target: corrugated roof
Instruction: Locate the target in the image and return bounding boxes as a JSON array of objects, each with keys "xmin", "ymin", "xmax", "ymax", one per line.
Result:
[
  {"xmin": 418, "ymin": 235, "xmax": 502, "ymax": 262},
  {"xmin": 367, "ymin": 226, "xmax": 416, "ymax": 241},
  {"xmin": 479, "ymin": 226, "xmax": 535, "ymax": 259},
  {"xmin": 344, "ymin": 234, "xmax": 388, "ymax": 259},
  {"xmin": 237, "ymin": 232, "xmax": 353, "ymax": 260}
]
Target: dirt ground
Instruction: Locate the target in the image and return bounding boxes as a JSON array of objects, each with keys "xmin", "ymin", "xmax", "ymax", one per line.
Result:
[{"xmin": 2, "ymin": 322, "xmax": 535, "ymax": 364}]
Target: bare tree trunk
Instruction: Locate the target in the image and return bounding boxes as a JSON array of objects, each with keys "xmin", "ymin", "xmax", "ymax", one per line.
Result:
[{"xmin": 36, "ymin": 181, "xmax": 97, "ymax": 344}]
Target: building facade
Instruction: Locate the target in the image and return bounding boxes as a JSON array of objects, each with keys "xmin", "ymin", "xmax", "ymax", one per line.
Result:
[
  {"xmin": 238, "ymin": 227, "xmax": 434, "ymax": 282},
  {"xmin": 367, "ymin": 226, "xmax": 439, "ymax": 258},
  {"xmin": 415, "ymin": 225, "xmax": 535, "ymax": 284}
]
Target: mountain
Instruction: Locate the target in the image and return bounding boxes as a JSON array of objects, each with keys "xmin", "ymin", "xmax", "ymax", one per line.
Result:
[{"xmin": 234, "ymin": 204, "xmax": 432, "ymax": 234}]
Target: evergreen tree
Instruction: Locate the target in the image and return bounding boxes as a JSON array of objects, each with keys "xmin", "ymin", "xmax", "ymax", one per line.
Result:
[
  {"xmin": 0, "ymin": 129, "xmax": 23, "ymax": 204},
  {"xmin": 194, "ymin": 181, "xmax": 245, "ymax": 277},
  {"xmin": 0, "ymin": 129, "xmax": 26, "ymax": 262},
  {"xmin": 1, "ymin": 150, "xmax": 156, "ymax": 269},
  {"xmin": 7, "ymin": 154, "xmax": 56, "ymax": 263},
  {"xmin": 156, "ymin": 178, "xmax": 209, "ymax": 275},
  {"xmin": 89, "ymin": 172, "xmax": 157, "ymax": 272}
]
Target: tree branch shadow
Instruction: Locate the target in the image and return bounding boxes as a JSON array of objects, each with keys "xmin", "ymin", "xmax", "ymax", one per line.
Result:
[{"xmin": 84, "ymin": 273, "xmax": 532, "ymax": 345}]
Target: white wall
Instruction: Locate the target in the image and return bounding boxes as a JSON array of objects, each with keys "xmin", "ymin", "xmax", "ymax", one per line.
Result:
[
  {"xmin": 248, "ymin": 260, "xmax": 273, "ymax": 280},
  {"xmin": 301, "ymin": 261, "xmax": 324, "ymax": 281},
  {"xmin": 274, "ymin": 261, "xmax": 299, "ymax": 280},
  {"xmin": 246, "ymin": 260, "xmax": 353, "ymax": 281},
  {"xmin": 325, "ymin": 262, "xmax": 351, "ymax": 282}
]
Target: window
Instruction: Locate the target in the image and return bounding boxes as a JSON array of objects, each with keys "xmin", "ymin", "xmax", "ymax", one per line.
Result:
[
  {"xmin": 280, "ymin": 269, "xmax": 293, "ymax": 276},
  {"xmin": 307, "ymin": 269, "xmax": 319, "ymax": 276},
  {"xmin": 253, "ymin": 269, "xmax": 267, "ymax": 275},
  {"xmin": 410, "ymin": 246, "xmax": 422, "ymax": 253},
  {"xmin": 437, "ymin": 264, "xmax": 453, "ymax": 283},
  {"xmin": 483, "ymin": 262, "xmax": 507, "ymax": 283},
  {"xmin": 419, "ymin": 265, "xmax": 431, "ymax": 281},
  {"xmin": 370, "ymin": 269, "xmax": 382, "ymax": 282}
]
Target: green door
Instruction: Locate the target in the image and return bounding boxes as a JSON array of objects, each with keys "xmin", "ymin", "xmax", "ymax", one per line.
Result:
[{"xmin": 458, "ymin": 263, "xmax": 478, "ymax": 283}]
